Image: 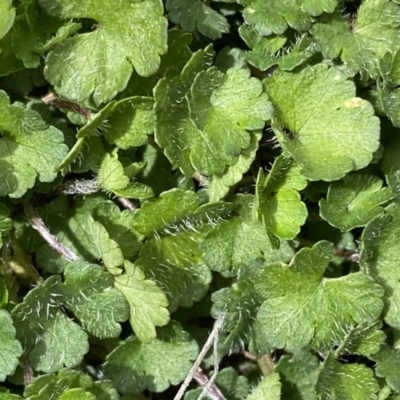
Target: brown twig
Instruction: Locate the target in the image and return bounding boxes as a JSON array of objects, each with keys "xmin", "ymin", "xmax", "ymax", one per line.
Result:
[
  {"xmin": 333, "ymin": 247, "xmax": 359, "ymax": 263},
  {"xmin": 23, "ymin": 358, "xmax": 33, "ymax": 386},
  {"xmin": 194, "ymin": 370, "xmax": 226, "ymax": 400},
  {"xmin": 24, "ymin": 202, "xmax": 79, "ymax": 262},
  {"xmin": 174, "ymin": 312, "xmax": 226, "ymax": 400},
  {"xmin": 41, "ymin": 92, "xmax": 91, "ymax": 119}
]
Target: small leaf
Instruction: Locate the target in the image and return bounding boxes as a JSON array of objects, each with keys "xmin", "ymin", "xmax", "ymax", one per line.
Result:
[
  {"xmin": 360, "ymin": 203, "xmax": 400, "ymax": 330},
  {"xmin": 200, "ymin": 195, "xmax": 294, "ymax": 277},
  {"xmin": 103, "ymin": 322, "xmax": 198, "ymax": 394},
  {"xmin": 0, "ymin": 90, "xmax": 68, "ymax": 197},
  {"xmin": 255, "ymin": 168, "xmax": 308, "ymax": 240},
  {"xmin": 41, "ymin": 0, "xmax": 168, "ymax": 105},
  {"xmin": 166, "ymin": 0, "xmax": 230, "ymax": 40},
  {"xmin": 0, "ymin": 310, "xmax": 23, "ymax": 382},
  {"xmin": 247, "ymin": 372, "xmax": 281, "ymax": 400},
  {"xmin": 88, "ymin": 217, "xmax": 124, "ymax": 275},
  {"xmin": 274, "ymin": 349, "xmax": 319, "ymax": 400},
  {"xmin": 211, "ymin": 260, "xmax": 263, "ymax": 349},
  {"xmin": 132, "ymin": 188, "xmax": 199, "ymax": 236},
  {"xmin": 255, "ymin": 241, "xmax": 384, "ymax": 350},
  {"xmin": 297, "ymin": 0, "xmax": 338, "ymax": 16},
  {"xmin": 114, "ymin": 261, "xmax": 170, "ymax": 343},
  {"xmin": 135, "ymin": 231, "xmax": 212, "ymax": 312},
  {"xmin": 0, "ymin": 0, "xmax": 15, "ymax": 39},
  {"xmin": 316, "ymin": 353, "xmax": 379, "ymax": 399},
  {"xmin": 265, "ymin": 65, "xmax": 380, "ymax": 181},
  {"xmin": 238, "ymin": 0, "xmax": 312, "ymax": 36},
  {"xmin": 311, "ymin": 1, "xmax": 400, "ymax": 79},
  {"xmin": 319, "ymin": 172, "xmax": 395, "ymax": 232},
  {"xmin": 11, "ymin": 276, "xmax": 89, "ymax": 373},
  {"xmin": 187, "ymin": 67, "xmax": 272, "ymax": 175},
  {"xmin": 208, "ymin": 132, "xmax": 261, "ymax": 202},
  {"xmin": 102, "ymin": 96, "xmax": 154, "ymax": 150},
  {"xmin": 371, "ymin": 345, "xmax": 400, "ymax": 392},
  {"xmin": 62, "ymin": 262, "xmax": 129, "ymax": 339},
  {"xmin": 154, "ymin": 45, "xmax": 215, "ymax": 176},
  {"xmin": 12, "ymin": 1, "xmax": 80, "ymax": 68}
]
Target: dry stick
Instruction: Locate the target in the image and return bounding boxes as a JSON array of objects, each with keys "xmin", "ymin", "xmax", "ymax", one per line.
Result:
[
  {"xmin": 197, "ymin": 324, "xmax": 225, "ymax": 400},
  {"xmin": 174, "ymin": 311, "xmax": 227, "ymax": 400},
  {"xmin": 118, "ymin": 197, "xmax": 137, "ymax": 211},
  {"xmin": 41, "ymin": 92, "xmax": 91, "ymax": 119},
  {"xmin": 24, "ymin": 202, "xmax": 79, "ymax": 262},
  {"xmin": 194, "ymin": 370, "xmax": 225, "ymax": 400}
]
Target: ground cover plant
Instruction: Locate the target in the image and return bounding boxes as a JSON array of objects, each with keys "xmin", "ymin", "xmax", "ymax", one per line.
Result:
[{"xmin": 2, "ymin": 0, "xmax": 400, "ymax": 398}]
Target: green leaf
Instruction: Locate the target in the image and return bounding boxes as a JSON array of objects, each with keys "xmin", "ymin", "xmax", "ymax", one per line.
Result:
[
  {"xmin": 12, "ymin": 1, "xmax": 81, "ymax": 68},
  {"xmin": 97, "ymin": 153, "xmax": 153, "ymax": 200},
  {"xmin": 340, "ymin": 323, "xmax": 386, "ymax": 357},
  {"xmin": 0, "ymin": 202, "xmax": 12, "ymax": 248},
  {"xmin": 40, "ymin": 0, "xmax": 168, "ymax": 105},
  {"xmin": 297, "ymin": 0, "xmax": 338, "ymax": 16},
  {"xmin": 88, "ymin": 217, "xmax": 124, "ymax": 275},
  {"xmin": 254, "ymin": 166, "xmax": 308, "ymax": 240},
  {"xmin": 154, "ymin": 45, "xmax": 215, "ymax": 176},
  {"xmin": 319, "ymin": 172, "xmax": 395, "ymax": 232},
  {"xmin": 311, "ymin": 1, "xmax": 400, "ymax": 79},
  {"xmin": 239, "ymin": 26, "xmax": 315, "ymax": 71},
  {"xmin": 166, "ymin": 0, "xmax": 229, "ymax": 40},
  {"xmin": 61, "ymin": 262, "xmax": 129, "ymax": 339},
  {"xmin": 11, "ymin": 276, "xmax": 89, "ymax": 373},
  {"xmin": 360, "ymin": 203, "xmax": 400, "ymax": 330},
  {"xmin": 316, "ymin": 353, "xmax": 379, "ymax": 399},
  {"xmin": 207, "ymin": 132, "xmax": 261, "ymax": 202},
  {"xmin": 103, "ymin": 322, "xmax": 198, "ymax": 394},
  {"xmin": 247, "ymin": 372, "xmax": 281, "ymax": 400},
  {"xmin": 211, "ymin": 260, "xmax": 263, "ymax": 348},
  {"xmin": 92, "ymin": 202, "xmax": 142, "ymax": 259},
  {"xmin": 255, "ymin": 241, "xmax": 384, "ymax": 350},
  {"xmin": 274, "ymin": 349, "xmax": 319, "ymax": 400},
  {"xmin": 155, "ymin": 50, "xmax": 271, "ymax": 176},
  {"xmin": 102, "ymin": 97, "xmax": 154, "ymax": 150},
  {"xmin": 0, "ymin": 388, "xmax": 23, "ymax": 400},
  {"xmin": 261, "ymin": 153, "xmax": 308, "ymax": 192},
  {"xmin": 98, "ymin": 153, "xmax": 129, "ymax": 191},
  {"xmin": 0, "ymin": 278, "xmax": 7, "ymax": 308},
  {"xmin": 239, "ymin": 0, "xmax": 312, "ymax": 36},
  {"xmin": 0, "ymin": 0, "xmax": 15, "ymax": 40},
  {"xmin": 135, "ymin": 231, "xmax": 212, "ymax": 312},
  {"xmin": 114, "ymin": 261, "xmax": 169, "ymax": 343},
  {"xmin": 158, "ymin": 29, "xmax": 193, "ymax": 75},
  {"xmin": 186, "ymin": 67, "xmax": 272, "ymax": 175},
  {"xmin": 0, "ymin": 310, "xmax": 23, "ymax": 382},
  {"xmin": 265, "ymin": 65, "xmax": 380, "ymax": 181},
  {"xmin": 0, "ymin": 90, "xmax": 68, "ymax": 197},
  {"xmin": 23, "ymin": 369, "xmax": 119, "ymax": 400},
  {"xmin": 132, "ymin": 188, "xmax": 199, "ymax": 236},
  {"xmin": 371, "ymin": 345, "xmax": 400, "ymax": 392},
  {"xmin": 200, "ymin": 195, "xmax": 295, "ymax": 277}
]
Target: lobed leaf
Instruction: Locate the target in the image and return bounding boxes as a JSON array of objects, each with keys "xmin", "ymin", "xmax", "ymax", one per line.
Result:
[
  {"xmin": 265, "ymin": 65, "xmax": 380, "ymax": 181},
  {"xmin": 103, "ymin": 322, "xmax": 198, "ymax": 394},
  {"xmin": 40, "ymin": 0, "xmax": 168, "ymax": 105},
  {"xmin": 255, "ymin": 241, "xmax": 384, "ymax": 350},
  {"xmin": 114, "ymin": 261, "xmax": 169, "ymax": 343}
]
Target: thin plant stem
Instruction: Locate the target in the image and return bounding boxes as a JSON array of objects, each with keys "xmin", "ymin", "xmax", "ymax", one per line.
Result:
[
  {"xmin": 24, "ymin": 202, "xmax": 79, "ymax": 262},
  {"xmin": 174, "ymin": 312, "xmax": 226, "ymax": 400}
]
